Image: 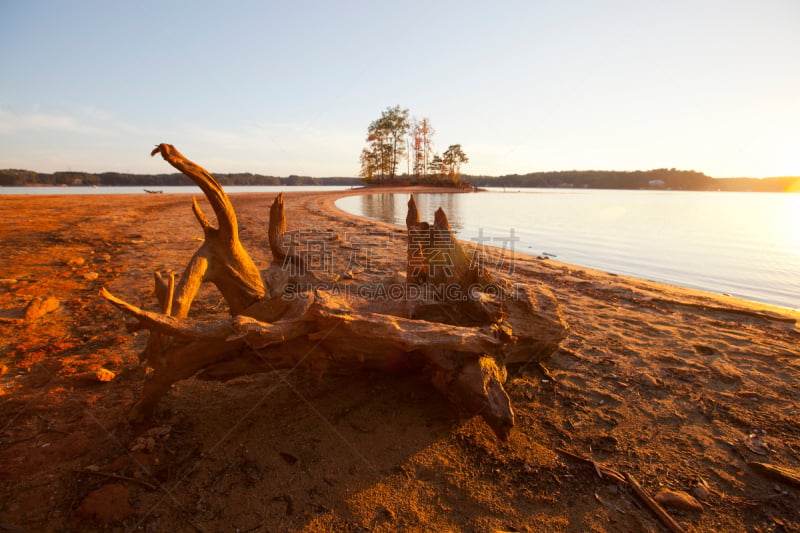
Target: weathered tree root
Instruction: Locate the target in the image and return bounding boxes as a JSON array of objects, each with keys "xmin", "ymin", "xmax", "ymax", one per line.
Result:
[{"xmin": 101, "ymin": 144, "xmax": 568, "ymax": 439}]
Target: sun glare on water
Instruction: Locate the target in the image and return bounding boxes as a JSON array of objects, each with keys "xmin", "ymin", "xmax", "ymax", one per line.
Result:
[
  {"xmin": 788, "ymin": 199, "xmax": 800, "ymax": 253},
  {"xmin": 770, "ymin": 193, "xmax": 800, "ymax": 255}
]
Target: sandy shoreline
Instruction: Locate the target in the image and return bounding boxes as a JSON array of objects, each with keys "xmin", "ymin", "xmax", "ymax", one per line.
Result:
[{"xmin": 1, "ymin": 188, "xmax": 799, "ymax": 532}]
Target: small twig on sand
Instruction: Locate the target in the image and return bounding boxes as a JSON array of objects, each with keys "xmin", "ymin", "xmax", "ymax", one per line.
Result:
[
  {"xmin": 626, "ymin": 473, "xmax": 686, "ymax": 533},
  {"xmin": 537, "ymin": 361, "xmax": 556, "ymax": 382},
  {"xmin": 748, "ymin": 461, "xmax": 800, "ymax": 488},
  {"xmin": 556, "ymin": 448, "xmax": 626, "ymax": 483},
  {"xmin": 556, "ymin": 449, "xmax": 686, "ymax": 533}
]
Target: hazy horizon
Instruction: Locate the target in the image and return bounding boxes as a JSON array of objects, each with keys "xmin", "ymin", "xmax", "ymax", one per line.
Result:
[
  {"xmin": 1, "ymin": 1, "xmax": 798, "ymax": 178},
  {"xmin": 2, "ymin": 167, "xmax": 799, "ymax": 181}
]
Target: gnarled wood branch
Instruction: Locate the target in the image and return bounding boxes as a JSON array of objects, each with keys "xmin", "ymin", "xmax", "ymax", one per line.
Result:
[
  {"xmin": 151, "ymin": 143, "xmax": 264, "ymax": 315},
  {"xmin": 102, "ymin": 145, "xmax": 569, "ymax": 439}
]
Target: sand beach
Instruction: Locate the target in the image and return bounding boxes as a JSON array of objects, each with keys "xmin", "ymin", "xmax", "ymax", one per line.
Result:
[{"xmin": 0, "ymin": 188, "xmax": 798, "ymax": 532}]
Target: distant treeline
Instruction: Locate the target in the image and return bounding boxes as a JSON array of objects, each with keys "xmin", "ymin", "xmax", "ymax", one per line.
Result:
[
  {"xmin": 2, "ymin": 167, "xmax": 798, "ymax": 192},
  {"xmin": 0, "ymin": 169, "xmax": 361, "ymax": 187},
  {"xmin": 465, "ymin": 169, "xmax": 800, "ymax": 192}
]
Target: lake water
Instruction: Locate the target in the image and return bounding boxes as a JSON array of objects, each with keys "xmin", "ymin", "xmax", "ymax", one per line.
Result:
[
  {"xmin": 0, "ymin": 185, "xmax": 354, "ymax": 195},
  {"xmin": 335, "ymin": 189, "xmax": 800, "ymax": 310}
]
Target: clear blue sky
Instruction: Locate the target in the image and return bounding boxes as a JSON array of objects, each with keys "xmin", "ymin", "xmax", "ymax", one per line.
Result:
[{"xmin": 1, "ymin": 1, "xmax": 798, "ymax": 177}]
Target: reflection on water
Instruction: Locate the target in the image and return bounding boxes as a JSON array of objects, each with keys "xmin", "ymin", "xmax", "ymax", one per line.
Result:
[
  {"xmin": 357, "ymin": 193, "xmax": 464, "ymax": 231},
  {"xmin": 359, "ymin": 194, "xmax": 397, "ymax": 226},
  {"xmin": 336, "ymin": 189, "xmax": 800, "ymax": 310}
]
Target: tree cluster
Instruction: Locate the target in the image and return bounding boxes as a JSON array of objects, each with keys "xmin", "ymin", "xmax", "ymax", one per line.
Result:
[{"xmin": 359, "ymin": 106, "xmax": 469, "ymax": 186}]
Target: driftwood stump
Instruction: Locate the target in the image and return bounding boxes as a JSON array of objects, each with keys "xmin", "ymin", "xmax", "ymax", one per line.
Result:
[{"xmin": 102, "ymin": 144, "xmax": 568, "ymax": 439}]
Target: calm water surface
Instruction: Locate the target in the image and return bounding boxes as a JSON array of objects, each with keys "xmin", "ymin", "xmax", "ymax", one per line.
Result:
[
  {"xmin": 0, "ymin": 185, "xmax": 353, "ymax": 195},
  {"xmin": 336, "ymin": 189, "xmax": 800, "ymax": 310}
]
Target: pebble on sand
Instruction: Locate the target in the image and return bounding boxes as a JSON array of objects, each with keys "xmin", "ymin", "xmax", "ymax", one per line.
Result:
[
  {"xmin": 654, "ymin": 489, "xmax": 704, "ymax": 512},
  {"xmin": 95, "ymin": 368, "xmax": 116, "ymax": 382},
  {"xmin": 66, "ymin": 257, "xmax": 85, "ymax": 268},
  {"xmin": 23, "ymin": 296, "xmax": 60, "ymax": 321}
]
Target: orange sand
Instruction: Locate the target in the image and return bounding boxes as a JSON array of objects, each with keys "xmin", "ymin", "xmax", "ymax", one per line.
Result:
[{"xmin": 0, "ymin": 188, "xmax": 798, "ymax": 532}]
